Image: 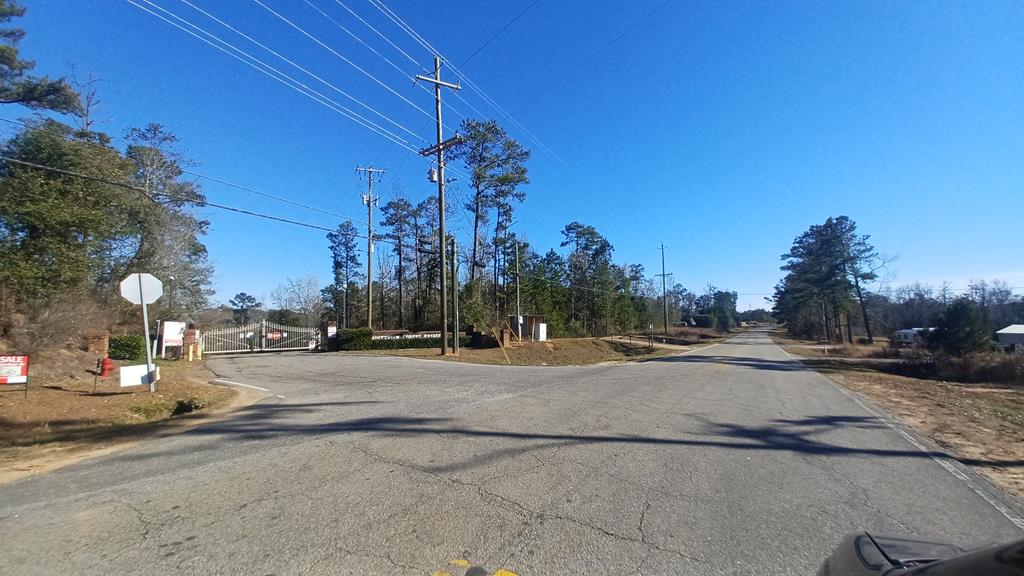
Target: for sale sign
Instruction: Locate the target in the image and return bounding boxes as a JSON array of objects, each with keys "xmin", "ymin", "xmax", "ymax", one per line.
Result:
[{"xmin": 0, "ymin": 355, "xmax": 29, "ymax": 384}]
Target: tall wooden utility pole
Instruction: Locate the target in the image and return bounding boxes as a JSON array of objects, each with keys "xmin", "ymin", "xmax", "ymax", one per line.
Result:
[
  {"xmin": 356, "ymin": 166, "xmax": 386, "ymax": 328},
  {"xmin": 657, "ymin": 244, "xmax": 671, "ymax": 334},
  {"xmin": 416, "ymin": 56, "xmax": 461, "ymax": 354}
]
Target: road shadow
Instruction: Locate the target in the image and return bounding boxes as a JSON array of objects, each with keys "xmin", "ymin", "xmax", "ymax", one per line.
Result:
[
  {"xmin": 115, "ymin": 401, "xmax": 1024, "ymax": 470},
  {"xmin": 649, "ymin": 354, "xmax": 808, "ymax": 371}
]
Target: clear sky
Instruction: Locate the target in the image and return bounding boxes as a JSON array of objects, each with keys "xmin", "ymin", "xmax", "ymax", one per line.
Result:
[{"xmin": 13, "ymin": 0, "xmax": 1024, "ymax": 309}]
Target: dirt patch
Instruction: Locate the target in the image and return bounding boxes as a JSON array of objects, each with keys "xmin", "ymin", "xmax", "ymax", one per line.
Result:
[
  {"xmin": 0, "ymin": 349, "xmax": 239, "ymax": 483},
  {"xmin": 799, "ymin": 358, "xmax": 1024, "ymax": 500},
  {"xmin": 353, "ymin": 337, "xmax": 674, "ymax": 366}
]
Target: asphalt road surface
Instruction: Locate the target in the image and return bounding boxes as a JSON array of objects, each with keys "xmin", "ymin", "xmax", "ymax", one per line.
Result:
[{"xmin": 2, "ymin": 328, "xmax": 1021, "ymax": 575}]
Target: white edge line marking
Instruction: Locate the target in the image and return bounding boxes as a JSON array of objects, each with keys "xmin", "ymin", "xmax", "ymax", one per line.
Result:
[
  {"xmin": 210, "ymin": 379, "xmax": 270, "ymax": 392},
  {"xmin": 780, "ymin": 347, "xmax": 1024, "ymax": 532}
]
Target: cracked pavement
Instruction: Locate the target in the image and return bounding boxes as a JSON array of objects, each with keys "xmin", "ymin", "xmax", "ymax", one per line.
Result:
[{"xmin": 1, "ymin": 327, "xmax": 1021, "ymax": 575}]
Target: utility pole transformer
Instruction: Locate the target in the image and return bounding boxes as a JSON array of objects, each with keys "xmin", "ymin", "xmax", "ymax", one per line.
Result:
[
  {"xmin": 416, "ymin": 56, "xmax": 461, "ymax": 354},
  {"xmin": 356, "ymin": 165, "xmax": 386, "ymax": 329}
]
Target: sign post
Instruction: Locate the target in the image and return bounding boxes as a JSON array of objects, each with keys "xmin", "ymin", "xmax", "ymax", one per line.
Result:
[{"xmin": 119, "ymin": 273, "xmax": 163, "ymax": 393}]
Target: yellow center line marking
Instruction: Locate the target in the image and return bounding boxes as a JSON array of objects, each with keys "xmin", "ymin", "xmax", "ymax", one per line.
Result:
[
  {"xmin": 450, "ymin": 559, "xmax": 471, "ymax": 568},
  {"xmin": 494, "ymin": 570, "xmax": 518, "ymax": 576}
]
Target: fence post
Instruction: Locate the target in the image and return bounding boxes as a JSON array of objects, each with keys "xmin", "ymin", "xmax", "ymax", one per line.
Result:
[{"xmin": 260, "ymin": 319, "xmax": 267, "ymax": 352}]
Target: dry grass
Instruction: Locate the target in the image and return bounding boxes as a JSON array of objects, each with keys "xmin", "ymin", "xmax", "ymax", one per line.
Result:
[
  {"xmin": 354, "ymin": 337, "xmax": 675, "ymax": 366},
  {"xmin": 0, "ymin": 350, "xmax": 236, "ymax": 478}
]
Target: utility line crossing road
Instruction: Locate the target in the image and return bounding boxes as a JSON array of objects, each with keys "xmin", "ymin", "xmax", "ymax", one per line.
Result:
[{"xmin": 1, "ymin": 328, "xmax": 1020, "ymax": 575}]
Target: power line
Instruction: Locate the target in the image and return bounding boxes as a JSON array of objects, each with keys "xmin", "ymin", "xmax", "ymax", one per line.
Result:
[
  {"xmin": 174, "ymin": 0, "xmax": 424, "ymax": 142},
  {"xmin": 365, "ymin": 0, "xmax": 560, "ymax": 164},
  {"xmin": 248, "ymin": 0, "xmax": 440, "ymax": 125},
  {"xmin": 1, "ymin": 156, "xmax": 327, "ymax": 233},
  {"xmin": 332, "ymin": 0, "xmax": 424, "ymax": 71},
  {"xmin": 126, "ymin": 0, "xmax": 421, "ymax": 153},
  {"xmin": 0, "ymin": 116, "xmax": 372, "ymax": 227},
  {"xmin": 0, "ymin": 155, "xmax": 404, "ymax": 248},
  {"xmin": 460, "ymin": 0, "xmax": 540, "ymax": 66},
  {"xmin": 512, "ymin": 0, "xmax": 672, "ymax": 115},
  {"xmin": 301, "ymin": 0, "xmax": 467, "ymax": 123}
]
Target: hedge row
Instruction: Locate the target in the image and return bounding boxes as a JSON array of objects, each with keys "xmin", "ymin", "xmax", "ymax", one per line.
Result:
[
  {"xmin": 338, "ymin": 327, "xmax": 374, "ymax": 350},
  {"xmin": 108, "ymin": 334, "xmax": 147, "ymax": 360},
  {"xmin": 371, "ymin": 336, "xmax": 471, "ymax": 350}
]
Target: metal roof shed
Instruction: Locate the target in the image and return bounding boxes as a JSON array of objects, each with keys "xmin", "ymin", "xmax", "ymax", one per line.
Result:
[{"xmin": 996, "ymin": 325, "xmax": 1024, "ymax": 346}]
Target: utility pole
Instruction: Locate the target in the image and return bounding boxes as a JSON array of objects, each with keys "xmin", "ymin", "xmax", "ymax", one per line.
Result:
[
  {"xmin": 657, "ymin": 244, "xmax": 670, "ymax": 335},
  {"xmin": 416, "ymin": 56, "xmax": 461, "ymax": 354},
  {"xmin": 356, "ymin": 166, "xmax": 385, "ymax": 329},
  {"xmin": 451, "ymin": 235, "xmax": 459, "ymax": 355},
  {"xmin": 515, "ymin": 240, "xmax": 521, "ymax": 337}
]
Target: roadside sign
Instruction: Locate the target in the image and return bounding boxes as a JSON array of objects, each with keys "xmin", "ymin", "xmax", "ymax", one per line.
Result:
[
  {"xmin": 163, "ymin": 321, "xmax": 186, "ymax": 347},
  {"xmin": 118, "ymin": 273, "xmax": 162, "ymax": 393},
  {"xmin": 120, "ymin": 364, "xmax": 160, "ymax": 388},
  {"xmin": 161, "ymin": 321, "xmax": 186, "ymax": 358},
  {"xmin": 0, "ymin": 355, "xmax": 29, "ymax": 384},
  {"xmin": 119, "ymin": 273, "xmax": 163, "ymax": 305},
  {"xmin": 0, "ymin": 355, "xmax": 29, "ymax": 398}
]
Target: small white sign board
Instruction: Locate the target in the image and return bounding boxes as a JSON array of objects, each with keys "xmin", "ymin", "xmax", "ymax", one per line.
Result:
[
  {"xmin": 163, "ymin": 321, "xmax": 186, "ymax": 346},
  {"xmin": 120, "ymin": 364, "xmax": 160, "ymax": 388}
]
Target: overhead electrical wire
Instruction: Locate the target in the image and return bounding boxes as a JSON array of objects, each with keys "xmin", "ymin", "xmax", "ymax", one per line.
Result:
[
  {"xmin": 0, "ymin": 116, "xmax": 373, "ymax": 227},
  {"xmin": 460, "ymin": 0, "xmax": 541, "ymax": 66},
  {"xmin": 364, "ymin": 0, "xmax": 563, "ymax": 165},
  {"xmin": 248, "ymin": 0, "xmax": 438, "ymax": 125},
  {"xmin": 173, "ymin": 0, "xmax": 423, "ymax": 142},
  {"xmin": 300, "ymin": 0, "xmax": 467, "ymax": 124},
  {"xmin": 0, "ymin": 155, "xmax": 366, "ymax": 237},
  {"xmin": 512, "ymin": 0, "xmax": 672, "ymax": 115},
  {"xmin": 332, "ymin": 0, "xmax": 423, "ymax": 72},
  {"xmin": 126, "ymin": 0, "xmax": 421, "ymax": 153}
]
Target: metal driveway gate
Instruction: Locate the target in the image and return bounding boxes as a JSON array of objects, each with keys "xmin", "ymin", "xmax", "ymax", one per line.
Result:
[{"xmin": 201, "ymin": 320, "xmax": 320, "ymax": 355}]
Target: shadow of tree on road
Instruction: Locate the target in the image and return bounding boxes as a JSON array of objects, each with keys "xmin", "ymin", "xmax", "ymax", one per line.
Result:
[{"xmin": 117, "ymin": 400, "xmax": 1024, "ymax": 471}]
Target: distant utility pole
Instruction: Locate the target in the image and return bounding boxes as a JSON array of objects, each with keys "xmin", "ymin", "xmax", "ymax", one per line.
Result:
[
  {"xmin": 356, "ymin": 165, "xmax": 386, "ymax": 329},
  {"xmin": 450, "ymin": 235, "xmax": 459, "ymax": 355},
  {"xmin": 416, "ymin": 55, "xmax": 461, "ymax": 355},
  {"xmin": 657, "ymin": 244, "xmax": 671, "ymax": 334}
]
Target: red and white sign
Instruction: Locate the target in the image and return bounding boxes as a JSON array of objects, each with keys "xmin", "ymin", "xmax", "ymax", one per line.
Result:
[{"xmin": 0, "ymin": 355, "xmax": 29, "ymax": 385}]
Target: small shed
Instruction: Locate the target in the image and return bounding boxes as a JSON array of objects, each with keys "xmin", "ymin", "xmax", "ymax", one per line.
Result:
[{"xmin": 996, "ymin": 325, "xmax": 1024, "ymax": 350}]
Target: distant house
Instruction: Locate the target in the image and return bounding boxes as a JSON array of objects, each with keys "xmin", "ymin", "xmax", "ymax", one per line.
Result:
[{"xmin": 996, "ymin": 325, "xmax": 1024, "ymax": 351}]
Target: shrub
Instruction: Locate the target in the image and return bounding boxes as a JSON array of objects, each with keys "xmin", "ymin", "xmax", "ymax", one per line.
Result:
[
  {"xmin": 338, "ymin": 327, "xmax": 373, "ymax": 350},
  {"xmin": 926, "ymin": 298, "xmax": 990, "ymax": 357},
  {"xmin": 371, "ymin": 336, "xmax": 471, "ymax": 350},
  {"xmin": 888, "ymin": 353, "xmax": 1024, "ymax": 386},
  {"xmin": 108, "ymin": 334, "xmax": 147, "ymax": 361},
  {"xmin": 933, "ymin": 353, "xmax": 1024, "ymax": 385}
]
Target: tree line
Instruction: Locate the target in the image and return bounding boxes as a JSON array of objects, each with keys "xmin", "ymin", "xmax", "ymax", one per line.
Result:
[
  {"xmin": 307, "ymin": 120, "xmax": 739, "ymax": 337},
  {"xmin": 0, "ymin": 1, "xmax": 213, "ymax": 351},
  {"xmin": 773, "ymin": 216, "xmax": 1024, "ymax": 352}
]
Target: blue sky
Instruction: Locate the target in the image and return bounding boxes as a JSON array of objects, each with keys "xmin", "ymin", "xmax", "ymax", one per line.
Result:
[{"xmin": 13, "ymin": 0, "xmax": 1024, "ymax": 308}]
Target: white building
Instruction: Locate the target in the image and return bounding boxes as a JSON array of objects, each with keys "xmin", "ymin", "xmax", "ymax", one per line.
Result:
[{"xmin": 996, "ymin": 325, "xmax": 1024, "ymax": 350}]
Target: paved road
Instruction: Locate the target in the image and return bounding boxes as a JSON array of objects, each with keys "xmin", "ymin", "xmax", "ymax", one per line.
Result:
[{"xmin": 1, "ymin": 328, "xmax": 1020, "ymax": 575}]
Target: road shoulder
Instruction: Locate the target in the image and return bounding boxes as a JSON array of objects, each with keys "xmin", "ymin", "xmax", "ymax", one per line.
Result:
[
  {"xmin": 780, "ymin": 346, "xmax": 1024, "ymax": 523},
  {"xmin": 0, "ymin": 365, "xmax": 267, "ymax": 486}
]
